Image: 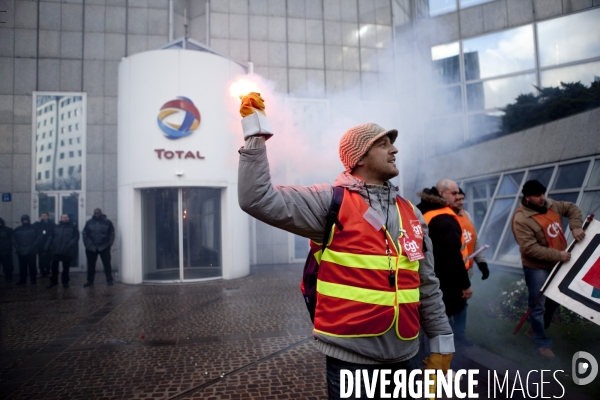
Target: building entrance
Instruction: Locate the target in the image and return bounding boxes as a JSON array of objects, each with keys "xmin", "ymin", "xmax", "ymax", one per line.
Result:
[
  {"xmin": 141, "ymin": 187, "xmax": 222, "ymax": 282},
  {"xmin": 36, "ymin": 192, "xmax": 83, "ymax": 269}
]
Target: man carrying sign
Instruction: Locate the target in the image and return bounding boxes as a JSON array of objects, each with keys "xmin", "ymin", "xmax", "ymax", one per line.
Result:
[{"xmin": 512, "ymin": 179, "xmax": 585, "ymax": 358}]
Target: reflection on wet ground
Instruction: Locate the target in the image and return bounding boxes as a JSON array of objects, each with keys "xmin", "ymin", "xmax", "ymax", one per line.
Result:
[{"xmin": 0, "ymin": 264, "xmax": 590, "ymax": 399}]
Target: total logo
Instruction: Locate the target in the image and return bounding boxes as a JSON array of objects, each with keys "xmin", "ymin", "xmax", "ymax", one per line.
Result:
[
  {"xmin": 155, "ymin": 97, "xmax": 206, "ymax": 161},
  {"xmin": 157, "ymin": 96, "xmax": 200, "ymax": 140}
]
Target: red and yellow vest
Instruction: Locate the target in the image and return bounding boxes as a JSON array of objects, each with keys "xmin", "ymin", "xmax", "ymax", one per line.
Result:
[
  {"xmin": 310, "ymin": 190, "xmax": 422, "ymax": 340},
  {"xmin": 456, "ymin": 212, "xmax": 476, "ymax": 269},
  {"xmin": 423, "ymin": 207, "xmax": 469, "ymax": 266}
]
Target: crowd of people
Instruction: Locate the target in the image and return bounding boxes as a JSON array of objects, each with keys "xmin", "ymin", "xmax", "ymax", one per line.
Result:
[
  {"xmin": 0, "ymin": 208, "xmax": 116, "ymax": 289},
  {"xmin": 236, "ymin": 92, "xmax": 586, "ymax": 398}
]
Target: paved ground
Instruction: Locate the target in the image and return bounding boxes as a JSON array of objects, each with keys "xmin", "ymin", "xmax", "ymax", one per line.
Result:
[{"xmin": 0, "ymin": 264, "xmax": 592, "ymax": 399}]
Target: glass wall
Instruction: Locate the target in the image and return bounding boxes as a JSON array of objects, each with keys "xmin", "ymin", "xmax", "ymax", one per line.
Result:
[
  {"xmin": 429, "ymin": 8, "xmax": 600, "ymax": 144},
  {"xmin": 426, "ymin": 0, "xmax": 495, "ymax": 17},
  {"xmin": 459, "ymin": 156, "xmax": 599, "ymax": 269}
]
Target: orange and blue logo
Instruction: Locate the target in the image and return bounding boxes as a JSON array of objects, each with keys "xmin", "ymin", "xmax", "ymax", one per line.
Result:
[{"xmin": 157, "ymin": 97, "xmax": 201, "ymax": 140}]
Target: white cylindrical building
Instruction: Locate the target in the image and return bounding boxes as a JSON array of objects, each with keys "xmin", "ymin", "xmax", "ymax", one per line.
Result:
[{"xmin": 118, "ymin": 49, "xmax": 249, "ymax": 284}]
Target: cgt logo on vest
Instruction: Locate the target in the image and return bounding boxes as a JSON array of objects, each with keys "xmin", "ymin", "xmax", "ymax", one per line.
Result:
[
  {"xmin": 155, "ymin": 97, "xmax": 206, "ymax": 161},
  {"xmin": 547, "ymin": 222, "xmax": 562, "ymax": 238}
]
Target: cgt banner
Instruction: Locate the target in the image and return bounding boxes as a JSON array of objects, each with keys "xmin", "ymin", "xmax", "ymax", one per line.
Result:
[{"xmin": 545, "ymin": 218, "xmax": 600, "ymax": 326}]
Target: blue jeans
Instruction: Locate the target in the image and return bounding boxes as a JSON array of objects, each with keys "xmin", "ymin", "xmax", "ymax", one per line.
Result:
[
  {"xmin": 326, "ymin": 355, "xmax": 419, "ymax": 400},
  {"xmin": 448, "ymin": 299, "xmax": 468, "ymax": 339},
  {"xmin": 523, "ymin": 266, "xmax": 560, "ymax": 349}
]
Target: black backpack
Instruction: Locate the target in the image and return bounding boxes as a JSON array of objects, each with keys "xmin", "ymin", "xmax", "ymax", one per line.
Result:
[{"xmin": 300, "ymin": 186, "xmax": 344, "ymax": 322}]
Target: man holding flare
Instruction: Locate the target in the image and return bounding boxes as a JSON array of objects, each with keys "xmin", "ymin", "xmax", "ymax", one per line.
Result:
[{"xmin": 236, "ymin": 92, "xmax": 454, "ymax": 399}]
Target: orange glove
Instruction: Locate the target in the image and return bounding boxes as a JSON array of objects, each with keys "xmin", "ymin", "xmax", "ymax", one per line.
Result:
[
  {"xmin": 423, "ymin": 353, "xmax": 453, "ymax": 400},
  {"xmin": 239, "ymin": 92, "xmax": 266, "ymax": 117}
]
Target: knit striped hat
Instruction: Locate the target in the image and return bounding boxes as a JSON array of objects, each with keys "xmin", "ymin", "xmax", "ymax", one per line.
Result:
[{"xmin": 338, "ymin": 123, "xmax": 398, "ymax": 172}]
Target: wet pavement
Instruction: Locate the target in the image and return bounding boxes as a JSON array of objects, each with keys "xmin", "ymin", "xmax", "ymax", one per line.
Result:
[{"xmin": 0, "ymin": 264, "xmax": 592, "ymax": 399}]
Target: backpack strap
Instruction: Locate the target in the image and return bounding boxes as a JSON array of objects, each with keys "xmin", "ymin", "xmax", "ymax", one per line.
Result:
[{"xmin": 321, "ymin": 186, "xmax": 344, "ymax": 252}]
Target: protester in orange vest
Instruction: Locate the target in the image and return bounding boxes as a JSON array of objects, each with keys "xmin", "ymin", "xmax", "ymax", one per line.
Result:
[
  {"xmin": 512, "ymin": 179, "xmax": 585, "ymax": 358},
  {"xmin": 453, "ymin": 188, "xmax": 489, "ymax": 280},
  {"xmin": 417, "ymin": 179, "xmax": 473, "ymax": 348},
  {"xmin": 444, "ymin": 187, "xmax": 490, "ymax": 348},
  {"xmin": 238, "ymin": 93, "xmax": 454, "ymax": 399}
]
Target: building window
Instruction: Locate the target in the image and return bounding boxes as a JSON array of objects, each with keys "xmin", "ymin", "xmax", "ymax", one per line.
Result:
[
  {"xmin": 38, "ymin": 157, "xmax": 42, "ymax": 164},
  {"xmin": 50, "ymin": 117, "xmax": 53, "ymax": 124},
  {"xmin": 45, "ymin": 170, "xmax": 49, "ymax": 179},
  {"xmin": 68, "ymin": 166, "xmax": 74, "ymax": 176},
  {"xmin": 61, "ymin": 127, "xmax": 64, "ymax": 134},
  {"xmin": 77, "ymin": 137, "xmax": 80, "ymax": 143},
  {"xmin": 60, "ymin": 153, "xmax": 64, "ymax": 159},
  {"xmin": 68, "ymin": 125, "xmax": 72, "ymax": 132},
  {"xmin": 78, "ymin": 150, "xmax": 82, "ymax": 157},
  {"xmin": 40, "ymin": 144, "xmax": 44, "ymax": 150},
  {"xmin": 69, "ymin": 151, "xmax": 74, "ymax": 158},
  {"xmin": 49, "ymin": 130, "xmax": 53, "ymax": 137},
  {"xmin": 61, "ymin": 140, "xmax": 64, "ymax": 146},
  {"xmin": 46, "ymin": 155, "xmax": 50, "ymax": 162},
  {"xmin": 37, "ymin": 172, "xmax": 41, "ymax": 180},
  {"xmin": 58, "ymin": 168, "xmax": 63, "ymax": 177},
  {"xmin": 48, "ymin": 143, "xmax": 52, "ymax": 149},
  {"xmin": 69, "ymin": 138, "xmax": 72, "ymax": 145}
]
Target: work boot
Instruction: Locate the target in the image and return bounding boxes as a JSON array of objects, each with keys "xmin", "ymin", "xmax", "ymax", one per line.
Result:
[
  {"xmin": 538, "ymin": 347, "xmax": 555, "ymax": 358},
  {"xmin": 83, "ymin": 282, "xmax": 93, "ymax": 288}
]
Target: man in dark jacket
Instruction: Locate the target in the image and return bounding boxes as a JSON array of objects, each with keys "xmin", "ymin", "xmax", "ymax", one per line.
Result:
[
  {"xmin": 82, "ymin": 208, "xmax": 115, "ymax": 287},
  {"xmin": 34, "ymin": 211, "xmax": 55, "ymax": 278},
  {"xmin": 417, "ymin": 179, "xmax": 473, "ymax": 347},
  {"xmin": 46, "ymin": 214, "xmax": 79, "ymax": 289},
  {"xmin": 0, "ymin": 217, "xmax": 15, "ymax": 283},
  {"xmin": 13, "ymin": 214, "xmax": 38, "ymax": 285}
]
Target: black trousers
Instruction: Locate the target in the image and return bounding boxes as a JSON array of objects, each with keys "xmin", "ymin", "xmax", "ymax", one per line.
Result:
[
  {"xmin": 38, "ymin": 250, "xmax": 52, "ymax": 276},
  {"xmin": 18, "ymin": 254, "xmax": 37, "ymax": 284},
  {"xmin": 86, "ymin": 248, "xmax": 113, "ymax": 283},
  {"xmin": 51, "ymin": 254, "xmax": 71, "ymax": 285},
  {"xmin": 0, "ymin": 253, "xmax": 14, "ymax": 282}
]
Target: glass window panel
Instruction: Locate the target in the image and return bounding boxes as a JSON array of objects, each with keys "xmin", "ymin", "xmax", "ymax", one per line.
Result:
[
  {"xmin": 431, "ymin": 42, "xmax": 461, "ymax": 84},
  {"xmin": 538, "ymin": 8, "xmax": 600, "ymax": 67},
  {"xmin": 548, "ymin": 192, "xmax": 579, "ymax": 231},
  {"xmin": 497, "ymin": 172, "xmax": 525, "ymax": 195},
  {"xmin": 466, "ymin": 73, "xmax": 536, "ymax": 111},
  {"xmin": 35, "ymin": 94, "xmax": 84, "ymax": 191},
  {"xmin": 472, "ymin": 201, "xmax": 489, "ymax": 231},
  {"xmin": 496, "ymin": 228, "xmax": 521, "ymax": 264},
  {"xmin": 526, "ymin": 167, "xmax": 554, "ymax": 188},
  {"xmin": 429, "ymin": 0, "xmax": 457, "ymax": 17},
  {"xmin": 142, "ymin": 188, "xmax": 180, "ymax": 281},
  {"xmin": 463, "ymin": 25, "xmax": 535, "ymax": 80},
  {"xmin": 460, "ymin": 0, "xmax": 494, "ymax": 8},
  {"xmin": 434, "ymin": 85, "xmax": 463, "ymax": 115},
  {"xmin": 587, "ymin": 160, "xmax": 600, "ymax": 188},
  {"xmin": 480, "ymin": 198, "xmax": 515, "ymax": 257},
  {"xmin": 467, "ymin": 112, "xmax": 502, "ymax": 138},
  {"xmin": 182, "ymin": 188, "xmax": 222, "ymax": 280},
  {"xmin": 466, "ymin": 177, "xmax": 499, "ymax": 200},
  {"xmin": 580, "ymin": 191, "xmax": 600, "ymax": 219},
  {"xmin": 541, "ymin": 61, "xmax": 600, "ymax": 88},
  {"xmin": 552, "ymin": 161, "xmax": 589, "ymax": 190}
]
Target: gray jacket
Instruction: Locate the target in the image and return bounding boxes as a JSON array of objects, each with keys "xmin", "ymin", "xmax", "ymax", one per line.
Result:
[{"xmin": 238, "ymin": 139, "xmax": 453, "ymax": 364}]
